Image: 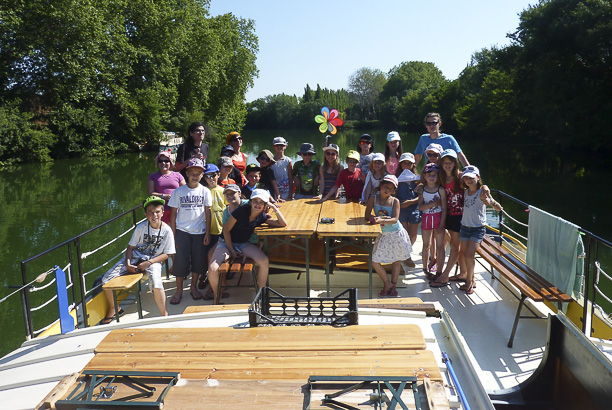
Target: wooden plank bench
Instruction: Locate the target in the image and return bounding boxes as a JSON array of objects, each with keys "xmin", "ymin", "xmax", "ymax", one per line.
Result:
[
  {"xmin": 477, "ymin": 236, "xmax": 572, "ymax": 347},
  {"xmin": 215, "ymin": 257, "xmax": 256, "ymax": 305},
  {"xmin": 101, "ymin": 273, "xmax": 144, "ymax": 323}
]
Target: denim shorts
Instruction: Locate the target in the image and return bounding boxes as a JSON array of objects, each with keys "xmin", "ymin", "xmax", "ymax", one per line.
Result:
[
  {"xmin": 399, "ymin": 207, "xmax": 422, "ymax": 224},
  {"xmin": 459, "ymin": 225, "xmax": 486, "ymax": 243}
]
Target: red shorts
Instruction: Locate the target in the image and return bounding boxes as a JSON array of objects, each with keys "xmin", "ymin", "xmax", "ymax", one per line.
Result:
[{"xmin": 421, "ymin": 212, "xmax": 441, "ymax": 231}]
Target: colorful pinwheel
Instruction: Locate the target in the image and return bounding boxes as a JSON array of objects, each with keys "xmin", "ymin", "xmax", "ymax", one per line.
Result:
[{"xmin": 315, "ymin": 107, "xmax": 343, "ymax": 135}]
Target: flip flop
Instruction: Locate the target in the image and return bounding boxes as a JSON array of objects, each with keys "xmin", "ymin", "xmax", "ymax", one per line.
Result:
[
  {"xmin": 169, "ymin": 294, "xmax": 182, "ymax": 305},
  {"xmin": 388, "ymin": 288, "xmax": 399, "ymax": 297},
  {"xmin": 449, "ymin": 275, "xmax": 466, "ymax": 282},
  {"xmin": 197, "ymin": 277, "xmax": 209, "ymax": 290},
  {"xmin": 459, "ymin": 283, "xmax": 477, "ymax": 291},
  {"xmin": 203, "ymin": 290, "xmax": 230, "ymax": 300},
  {"xmin": 430, "ymin": 281, "xmax": 451, "ymax": 288},
  {"xmin": 100, "ymin": 316, "xmax": 114, "ymax": 325},
  {"xmin": 190, "ymin": 290, "xmax": 203, "ymax": 300},
  {"xmin": 378, "ymin": 288, "xmax": 390, "ymax": 297}
]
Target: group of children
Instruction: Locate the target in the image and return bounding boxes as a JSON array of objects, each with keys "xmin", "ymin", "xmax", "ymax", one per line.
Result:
[{"xmin": 99, "ymin": 128, "xmax": 502, "ymax": 324}]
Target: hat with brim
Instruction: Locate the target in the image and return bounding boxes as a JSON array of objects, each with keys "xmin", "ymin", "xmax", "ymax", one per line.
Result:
[
  {"xmin": 423, "ymin": 163, "xmax": 440, "ymax": 173},
  {"xmin": 186, "ymin": 158, "xmax": 205, "ymax": 171},
  {"xmin": 382, "ymin": 174, "xmax": 398, "ymax": 188},
  {"xmin": 218, "ymin": 156, "xmax": 233, "ymax": 167},
  {"xmin": 204, "ymin": 164, "xmax": 219, "ymax": 174},
  {"xmin": 143, "ymin": 195, "xmax": 165, "ymax": 210},
  {"xmin": 387, "ymin": 131, "xmax": 401, "ymax": 142},
  {"xmin": 399, "ymin": 152, "xmax": 415, "ymax": 163},
  {"xmin": 461, "ymin": 165, "xmax": 480, "ymax": 180},
  {"xmin": 258, "ymin": 149, "xmax": 276, "ymax": 164},
  {"xmin": 323, "ymin": 144, "xmax": 339, "ymax": 154},
  {"xmin": 346, "ymin": 150, "xmax": 360, "ymax": 162},
  {"xmin": 245, "ymin": 163, "xmax": 260, "ymax": 174},
  {"xmin": 155, "ymin": 150, "xmax": 174, "ymax": 168},
  {"xmin": 250, "ymin": 189, "xmax": 270, "ymax": 203},
  {"xmin": 371, "ymin": 153, "xmax": 385, "ymax": 162},
  {"xmin": 221, "ymin": 145, "xmax": 235, "ymax": 155},
  {"xmin": 441, "ymin": 149, "xmax": 457, "ymax": 159},
  {"xmin": 297, "ymin": 143, "xmax": 316, "ymax": 155},
  {"xmin": 273, "ymin": 137, "xmax": 287, "ymax": 146},
  {"xmin": 425, "ymin": 143, "xmax": 443, "ymax": 155},
  {"xmin": 223, "ymin": 184, "xmax": 241, "ymax": 194}
]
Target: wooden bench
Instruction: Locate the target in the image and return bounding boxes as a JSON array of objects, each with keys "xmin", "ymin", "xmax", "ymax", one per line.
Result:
[
  {"xmin": 101, "ymin": 273, "xmax": 144, "ymax": 322},
  {"xmin": 215, "ymin": 257, "xmax": 256, "ymax": 304},
  {"xmin": 477, "ymin": 236, "xmax": 572, "ymax": 347}
]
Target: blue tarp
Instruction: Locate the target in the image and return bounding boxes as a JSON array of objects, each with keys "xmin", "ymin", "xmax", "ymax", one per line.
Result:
[{"xmin": 526, "ymin": 206, "xmax": 583, "ymax": 297}]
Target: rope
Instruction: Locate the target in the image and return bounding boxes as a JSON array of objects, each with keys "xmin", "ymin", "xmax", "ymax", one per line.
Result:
[
  {"xmin": 500, "ymin": 222, "xmax": 528, "ymax": 242},
  {"xmin": 502, "ymin": 208, "xmax": 528, "ymax": 227},
  {"xmin": 0, "ymin": 268, "xmax": 55, "ymax": 304},
  {"xmin": 595, "ymin": 261, "xmax": 611, "ymax": 284},
  {"xmin": 31, "ymin": 263, "xmax": 72, "ymax": 292},
  {"xmin": 82, "ymin": 249, "xmax": 126, "ymax": 277},
  {"xmin": 31, "ymin": 293, "xmax": 58, "ymax": 311},
  {"xmin": 80, "ymin": 222, "xmax": 141, "ymax": 259}
]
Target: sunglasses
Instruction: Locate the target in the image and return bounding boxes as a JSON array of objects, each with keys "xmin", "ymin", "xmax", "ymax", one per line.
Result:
[
  {"xmin": 194, "ymin": 129, "xmax": 205, "ymax": 134},
  {"xmin": 158, "ymin": 159, "xmax": 171, "ymax": 164},
  {"xmin": 231, "ymin": 136, "xmax": 242, "ymax": 142},
  {"xmin": 425, "ymin": 121, "xmax": 439, "ymax": 126},
  {"xmin": 257, "ymin": 157, "xmax": 270, "ymax": 162},
  {"xmin": 427, "ymin": 153, "xmax": 440, "ymax": 157},
  {"xmin": 359, "ymin": 140, "xmax": 371, "ymax": 145},
  {"xmin": 346, "ymin": 159, "xmax": 359, "ymax": 164},
  {"xmin": 204, "ymin": 174, "xmax": 218, "ymax": 179},
  {"xmin": 301, "ymin": 153, "xmax": 314, "ymax": 156},
  {"xmin": 325, "ymin": 151, "xmax": 337, "ymax": 156}
]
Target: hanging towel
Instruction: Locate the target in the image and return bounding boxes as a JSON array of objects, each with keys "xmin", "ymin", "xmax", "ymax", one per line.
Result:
[{"xmin": 526, "ymin": 206, "xmax": 581, "ymax": 296}]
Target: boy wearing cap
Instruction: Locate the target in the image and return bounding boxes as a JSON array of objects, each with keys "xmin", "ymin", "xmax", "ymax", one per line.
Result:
[
  {"xmin": 168, "ymin": 158, "xmax": 212, "ymax": 304},
  {"xmin": 100, "ymin": 196, "xmax": 176, "ymax": 323},
  {"xmin": 220, "ymin": 146, "xmax": 244, "ymax": 187},
  {"xmin": 318, "ymin": 150, "xmax": 364, "ymax": 202},
  {"xmin": 293, "ymin": 143, "xmax": 320, "ymax": 199},
  {"xmin": 217, "ymin": 156, "xmax": 236, "ymax": 188},
  {"xmin": 271, "ymin": 137, "xmax": 293, "ymax": 200},
  {"xmin": 256, "ymin": 149, "xmax": 281, "ymax": 201}
]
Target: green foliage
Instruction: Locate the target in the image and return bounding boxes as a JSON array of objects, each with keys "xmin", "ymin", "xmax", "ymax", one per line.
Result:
[
  {"xmin": 348, "ymin": 67, "xmax": 387, "ymax": 120},
  {"xmin": 0, "ymin": 0, "xmax": 258, "ymax": 162},
  {"xmin": 0, "ymin": 100, "xmax": 56, "ymax": 165}
]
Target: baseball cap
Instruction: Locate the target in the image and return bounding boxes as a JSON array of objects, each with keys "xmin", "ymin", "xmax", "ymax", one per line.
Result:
[
  {"xmin": 461, "ymin": 165, "xmax": 480, "ymax": 179},
  {"xmin": 441, "ymin": 149, "xmax": 457, "ymax": 159},
  {"xmin": 250, "ymin": 189, "xmax": 270, "ymax": 203},
  {"xmin": 186, "ymin": 158, "xmax": 205, "ymax": 171},
  {"xmin": 399, "ymin": 152, "xmax": 415, "ymax": 163},
  {"xmin": 204, "ymin": 163, "xmax": 219, "ymax": 174},
  {"xmin": 346, "ymin": 150, "xmax": 360, "ymax": 162},
  {"xmin": 273, "ymin": 136, "xmax": 287, "ymax": 146},
  {"xmin": 382, "ymin": 174, "xmax": 398, "ymax": 188},
  {"xmin": 387, "ymin": 131, "xmax": 401, "ymax": 142}
]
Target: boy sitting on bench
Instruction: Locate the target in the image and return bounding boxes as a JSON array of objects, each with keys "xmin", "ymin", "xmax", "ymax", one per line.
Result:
[{"xmin": 100, "ymin": 196, "xmax": 176, "ymax": 324}]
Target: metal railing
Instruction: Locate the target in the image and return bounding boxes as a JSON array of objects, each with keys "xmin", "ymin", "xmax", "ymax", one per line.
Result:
[
  {"xmin": 17, "ymin": 205, "xmax": 142, "ymax": 340},
  {"xmin": 491, "ymin": 190, "xmax": 612, "ymax": 338}
]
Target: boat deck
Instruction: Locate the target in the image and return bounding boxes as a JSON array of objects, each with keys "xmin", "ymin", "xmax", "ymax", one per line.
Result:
[{"xmin": 0, "ymin": 235, "xmax": 555, "ymax": 409}]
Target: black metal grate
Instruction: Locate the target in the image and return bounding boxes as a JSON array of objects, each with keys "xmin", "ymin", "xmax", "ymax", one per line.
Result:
[{"xmin": 248, "ymin": 287, "xmax": 358, "ymax": 327}]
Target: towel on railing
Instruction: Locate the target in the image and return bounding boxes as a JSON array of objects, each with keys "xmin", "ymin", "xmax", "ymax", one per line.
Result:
[{"xmin": 526, "ymin": 206, "xmax": 582, "ymax": 296}]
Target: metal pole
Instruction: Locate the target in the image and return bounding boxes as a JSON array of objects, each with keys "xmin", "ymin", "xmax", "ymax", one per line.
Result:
[
  {"xmin": 442, "ymin": 352, "xmax": 471, "ymax": 410},
  {"xmin": 67, "ymin": 242, "xmax": 78, "ymax": 317},
  {"xmin": 19, "ymin": 261, "xmax": 33, "ymax": 340},
  {"xmin": 582, "ymin": 235, "xmax": 592, "ymax": 336},
  {"xmin": 75, "ymin": 237, "xmax": 89, "ymax": 328}
]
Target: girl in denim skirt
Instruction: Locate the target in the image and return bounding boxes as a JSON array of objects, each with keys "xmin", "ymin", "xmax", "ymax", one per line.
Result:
[{"xmin": 459, "ymin": 166, "xmax": 503, "ymax": 294}]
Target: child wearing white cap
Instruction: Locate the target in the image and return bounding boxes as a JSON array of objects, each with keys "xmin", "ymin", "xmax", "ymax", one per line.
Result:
[
  {"xmin": 365, "ymin": 175, "xmax": 413, "ymax": 297},
  {"xmin": 385, "ymin": 131, "xmax": 403, "ymax": 175},
  {"xmin": 207, "ymin": 189, "xmax": 287, "ymax": 303},
  {"xmin": 361, "ymin": 153, "xmax": 387, "ymax": 202}
]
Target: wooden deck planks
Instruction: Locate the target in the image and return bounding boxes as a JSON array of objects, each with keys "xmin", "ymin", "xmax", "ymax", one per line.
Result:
[
  {"xmin": 84, "ymin": 349, "xmax": 441, "ymax": 381},
  {"xmin": 94, "ymin": 324, "xmax": 426, "ymax": 353},
  {"xmin": 317, "ymin": 200, "xmax": 381, "ymax": 237}
]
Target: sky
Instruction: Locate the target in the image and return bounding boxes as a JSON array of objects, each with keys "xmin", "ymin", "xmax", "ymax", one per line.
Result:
[{"xmin": 208, "ymin": 0, "xmax": 537, "ymax": 102}]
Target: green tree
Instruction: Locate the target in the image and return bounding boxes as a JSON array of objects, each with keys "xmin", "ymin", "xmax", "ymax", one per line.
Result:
[{"xmin": 348, "ymin": 67, "xmax": 387, "ymax": 120}]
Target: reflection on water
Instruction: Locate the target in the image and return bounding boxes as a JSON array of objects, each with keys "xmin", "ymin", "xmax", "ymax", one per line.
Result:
[{"xmin": 0, "ymin": 129, "xmax": 610, "ymax": 357}]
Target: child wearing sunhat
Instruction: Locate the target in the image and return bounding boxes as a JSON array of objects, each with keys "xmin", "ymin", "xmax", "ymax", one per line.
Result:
[{"xmin": 293, "ymin": 143, "xmax": 320, "ymax": 199}]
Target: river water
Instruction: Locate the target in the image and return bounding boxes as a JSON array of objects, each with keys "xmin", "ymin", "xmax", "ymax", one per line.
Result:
[{"xmin": 1, "ymin": 128, "xmax": 611, "ymax": 357}]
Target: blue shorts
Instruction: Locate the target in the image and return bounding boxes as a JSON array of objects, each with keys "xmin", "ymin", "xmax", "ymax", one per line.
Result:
[
  {"xmin": 399, "ymin": 206, "xmax": 422, "ymax": 224},
  {"xmin": 459, "ymin": 225, "xmax": 486, "ymax": 243}
]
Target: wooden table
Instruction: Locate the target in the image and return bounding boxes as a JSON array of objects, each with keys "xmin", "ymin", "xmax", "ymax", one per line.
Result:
[
  {"xmin": 255, "ymin": 199, "xmax": 322, "ymax": 294},
  {"xmin": 316, "ymin": 199, "xmax": 381, "ymax": 297}
]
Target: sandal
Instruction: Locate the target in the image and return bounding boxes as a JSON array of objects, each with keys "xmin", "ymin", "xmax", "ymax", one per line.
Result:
[
  {"xmin": 378, "ymin": 288, "xmax": 390, "ymax": 297},
  {"xmin": 449, "ymin": 275, "xmax": 466, "ymax": 282},
  {"xmin": 190, "ymin": 290, "xmax": 203, "ymax": 300},
  {"xmin": 100, "ymin": 308, "xmax": 125, "ymax": 324},
  {"xmin": 430, "ymin": 281, "xmax": 451, "ymax": 288},
  {"xmin": 203, "ymin": 289, "xmax": 230, "ymax": 300},
  {"xmin": 197, "ymin": 277, "xmax": 209, "ymax": 290},
  {"xmin": 424, "ymin": 270, "xmax": 434, "ymax": 281},
  {"xmin": 459, "ymin": 283, "xmax": 477, "ymax": 291},
  {"xmin": 169, "ymin": 293, "xmax": 182, "ymax": 305}
]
